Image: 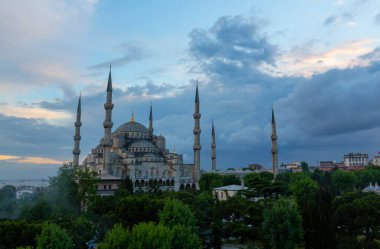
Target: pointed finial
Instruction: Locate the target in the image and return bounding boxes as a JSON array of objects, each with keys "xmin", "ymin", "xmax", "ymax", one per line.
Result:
[
  {"xmin": 272, "ymin": 106, "xmax": 275, "ymax": 124},
  {"xmin": 212, "ymin": 120, "xmax": 215, "ymax": 135},
  {"xmin": 77, "ymin": 93, "xmax": 81, "ymax": 113},
  {"xmin": 131, "ymin": 111, "xmax": 135, "ymax": 122},
  {"xmin": 107, "ymin": 65, "xmax": 112, "ymax": 92},
  {"xmin": 195, "ymin": 81, "xmax": 199, "ymax": 103}
]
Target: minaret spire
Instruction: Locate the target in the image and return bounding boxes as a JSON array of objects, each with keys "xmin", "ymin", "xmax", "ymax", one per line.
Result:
[
  {"xmin": 103, "ymin": 66, "xmax": 114, "ymax": 174},
  {"xmin": 148, "ymin": 103, "xmax": 153, "ymax": 133},
  {"xmin": 73, "ymin": 93, "xmax": 82, "ymax": 167},
  {"xmin": 211, "ymin": 120, "xmax": 216, "ymax": 171},
  {"xmin": 271, "ymin": 107, "xmax": 278, "ymax": 178},
  {"xmin": 193, "ymin": 82, "xmax": 201, "ymax": 180}
]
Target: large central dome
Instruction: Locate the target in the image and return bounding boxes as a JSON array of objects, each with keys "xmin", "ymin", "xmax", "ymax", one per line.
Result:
[{"xmin": 115, "ymin": 121, "xmax": 148, "ymax": 133}]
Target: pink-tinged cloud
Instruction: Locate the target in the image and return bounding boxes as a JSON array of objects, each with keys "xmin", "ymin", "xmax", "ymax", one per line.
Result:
[
  {"xmin": 0, "ymin": 105, "xmax": 72, "ymax": 123},
  {"xmin": 0, "ymin": 154, "xmax": 62, "ymax": 165},
  {"xmin": 262, "ymin": 39, "xmax": 376, "ymax": 77}
]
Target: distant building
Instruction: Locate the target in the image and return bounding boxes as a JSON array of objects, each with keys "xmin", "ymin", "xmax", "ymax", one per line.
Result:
[
  {"xmin": 319, "ymin": 161, "xmax": 336, "ymax": 172},
  {"xmin": 343, "ymin": 153, "xmax": 368, "ymax": 166},
  {"xmin": 371, "ymin": 156, "xmax": 380, "ymax": 166},
  {"xmin": 248, "ymin": 164, "xmax": 264, "ymax": 171},
  {"xmin": 284, "ymin": 162, "xmax": 302, "ymax": 173},
  {"xmin": 16, "ymin": 187, "xmax": 37, "ymax": 199},
  {"xmin": 363, "ymin": 182, "xmax": 380, "ymax": 195},
  {"xmin": 213, "ymin": 185, "xmax": 248, "ymax": 201}
]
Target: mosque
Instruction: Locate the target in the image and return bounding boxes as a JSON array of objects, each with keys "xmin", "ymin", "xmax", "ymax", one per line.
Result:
[{"xmin": 72, "ymin": 68, "xmax": 203, "ymax": 194}]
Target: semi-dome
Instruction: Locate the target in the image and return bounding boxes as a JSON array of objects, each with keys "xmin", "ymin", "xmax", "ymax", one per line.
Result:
[{"xmin": 115, "ymin": 121, "xmax": 148, "ymax": 133}]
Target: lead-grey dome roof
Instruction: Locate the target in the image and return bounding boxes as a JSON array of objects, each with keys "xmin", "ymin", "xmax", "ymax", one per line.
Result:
[{"xmin": 115, "ymin": 121, "xmax": 148, "ymax": 133}]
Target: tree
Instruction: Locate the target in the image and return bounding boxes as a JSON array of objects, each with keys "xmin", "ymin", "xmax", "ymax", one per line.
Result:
[
  {"xmin": 331, "ymin": 170, "xmax": 357, "ymax": 194},
  {"xmin": 36, "ymin": 223, "xmax": 74, "ymax": 249},
  {"xmin": 199, "ymin": 173, "xmax": 222, "ymax": 192},
  {"xmin": 159, "ymin": 198, "xmax": 197, "ymax": 231},
  {"xmin": 334, "ymin": 191, "xmax": 380, "ymax": 249},
  {"xmin": 244, "ymin": 172, "xmax": 273, "ymax": 198},
  {"xmin": 301, "ymin": 161, "xmax": 309, "ymax": 173},
  {"xmin": 263, "ymin": 198, "xmax": 303, "ymax": 249},
  {"xmin": 97, "ymin": 224, "xmax": 128, "ymax": 249},
  {"xmin": 159, "ymin": 198, "xmax": 201, "ymax": 248},
  {"xmin": 0, "ymin": 220, "xmax": 42, "ymax": 249},
  {"xmin": 47, "ymin": 163, "xmax": 98, "ymax": 214}
]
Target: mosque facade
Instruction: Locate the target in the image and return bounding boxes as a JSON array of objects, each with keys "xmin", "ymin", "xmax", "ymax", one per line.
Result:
[{"xmin": 72, "ymin": 69, "xmax": 201, "ymax": 193}]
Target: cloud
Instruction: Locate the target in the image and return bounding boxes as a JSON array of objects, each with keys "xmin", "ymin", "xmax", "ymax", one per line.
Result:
[
  {"xmin": 188, "ymin": 15, "xmax": 277, "ymax": 85},
  {"xmin": 89, "ymin": 43, "xmax": 151, "ymax": 70},
  {"xmin": 374, "ymin": 12, "xmax": 380, "ymax": 26},
  {"xmin": 279, "ymin": 55, "xmax": 380, "ymax": 138},
  {"xmin": 324, "ymin": 15, "xmax": 339, "ymax": 26},
  {"xmin": 0, "ymin": 104, "xmax": 72, "ymax": 125},
  {"xmin": 0, "ymin": 154, "xmax": 62, "ymax": 165},
  {"xmin": 260, "ymin": 39, "xmax": 375, "ymax": 77}
]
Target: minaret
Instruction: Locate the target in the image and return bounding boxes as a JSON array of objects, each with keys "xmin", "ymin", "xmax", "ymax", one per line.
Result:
[
  {"xmin": 271, "ymin": 107, "xmax": 278, "ymax": 178},
  {"xmin": 193, "ymin": 83, "xmax": 201, "ymax": 179},
  {"xmin": 102, "ymin": 66, "xmax": 114, "ymax": 174},
  {"xmin": 72, "ymin": 94, "xmax": 82, "ymax": 167},
  {"xmin": 148, "ymin": 103, "xmax": 153, "ymax": 134},
  {"xmin": 211, "ymin": 121, "xmax": 216, "ymax": 171}
]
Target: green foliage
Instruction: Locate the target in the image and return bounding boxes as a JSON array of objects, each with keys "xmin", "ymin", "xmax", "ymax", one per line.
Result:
[
  {"xmin": 244, "ymin": 172, "xmax": 274, "ymax": 198},
  {"xmin": 0, "ymin": 185, "xmax": 17, "ymax": 218},
  {"xmin": 199, "ymin": 173, "xmax": 241, "ymax": 192},
  {"xmin": 355, "ymin": 167, "xmax": 380, "ymax": 189},
  {"xmin": 331, "ymin": 170, "xmax": 357, "ymax": 194},
  {"xmin": 263, "ymin": 198, "xmax": 303, "ymax": 249},
  {"xmin": 97, "ymin": 223, "xmax": 129, "ymax": 249},
  {"xmin": 57, "ymin": 216, "xmax": 93, "ymax": 249},
  {"xmin": 301, "ymin": 161, "xmax": 309, "ymax": 172},
  {"xmin": 199, "ymin": 173, "xmax": 223, "ymax": 192},
  {"xmin": 0, "ymin": 220, "xmax": 42, "ymax": 249},
  {"xmin": 334, "ymin": 191, "xmax": 380, "ymax": 249},
  {"xmin": 99, "ymin": 222, "xmax": 201, "ymax": 249},
  {"xmin": 21, "ymin": 199, "xmax": 53, "ymax": 221},
  {"xmin": 36, "ymin": 223, "xmax": 74, "ymax": 249},
  {"xmin": 290, "ymin": 176, "xmax": 318, "ymax": 203},
  {"xmin": 159, "ymin": 198, "xmax": 197, "ymax": 231},
  {"xmin": 118, "ymin": 176, "xmax": 134, "ymax": 194},
  {"xmin": 170, "ymin": 225, "xmax": 201, "ymax": 249}
]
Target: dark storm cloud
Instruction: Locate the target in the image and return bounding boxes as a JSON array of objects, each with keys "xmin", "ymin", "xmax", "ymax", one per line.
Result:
[
  {"xmin": 189, "ymin": 15, "xmax": 278, "ymax": 85},
  {"xmin": 0, "ymin": 114, "xmax": 72, "ymax": 159},
  {"xmin": 280, "ymin": 59, "xmax": 380, "ymax": 137},
  {"xmin": 89, "ymin": 44, "xmax": 151, "ymax": 70}
]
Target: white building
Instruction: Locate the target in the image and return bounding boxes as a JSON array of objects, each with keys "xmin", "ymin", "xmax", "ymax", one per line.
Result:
[
  {"xmin": 213, "ymin": 185, "xmax": 248, "ymax": 201},
  {"xmin": 343, "ymin": 153, "xmax": 368, "ymax": 166},
  {"xmin": 371, "ymin": 156, "xmax": 380, "ymax": 166}
]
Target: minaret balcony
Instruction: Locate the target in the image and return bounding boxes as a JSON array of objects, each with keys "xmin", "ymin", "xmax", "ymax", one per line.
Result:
[
  {"xmin": 103, "ymin": 121, "xmax": 113, "ymax": 128},
  {"xmin": 75, "ymin": 121, "xmax": 82, "ymax": 127},
  {"xmin": 193, "ymin": 128, "xmax": 201, "ymax": 134},
  {"xmin": 73, "ymin": 149, "xmax": 81, "ymax": 155},
  {"xmin": 104, "ymin": 103, "xmax": 114, "ymax": 109},
  {"xmin": 193, "ymin": 144, "xmax": 201, "ymax": 150},
  {"xmin": 73, "ymin": 135, "xmax": 81, "ymax": 140},
  {"xmin": 193, "ymin": 113, "xmax": 201, "ymax": 119}
]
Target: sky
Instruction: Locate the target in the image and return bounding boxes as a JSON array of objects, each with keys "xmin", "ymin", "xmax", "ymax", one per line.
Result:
[{"xmin": 1, "ymin": 0, "xmax": 380, "ymax": 179}]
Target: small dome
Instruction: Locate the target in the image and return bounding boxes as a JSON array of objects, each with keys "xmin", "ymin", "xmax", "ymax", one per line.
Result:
[
  {"xmin": 115, "ymin": 121, "xmax": 148, "ymax": 133},
  {"xmin": 130, "ymin": 140, "xmax": 155, "ymax": 148}
]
